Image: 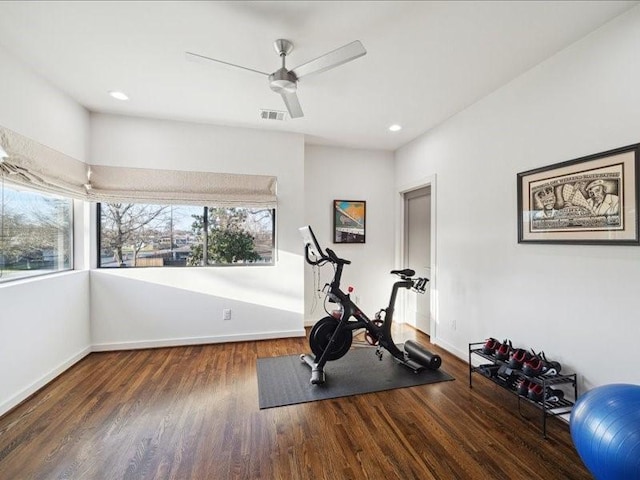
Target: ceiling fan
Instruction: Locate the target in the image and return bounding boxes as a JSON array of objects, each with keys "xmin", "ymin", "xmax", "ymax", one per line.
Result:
[{"xmin": 185, "ymin": 39, "xmax": 367, "ymax": 119}]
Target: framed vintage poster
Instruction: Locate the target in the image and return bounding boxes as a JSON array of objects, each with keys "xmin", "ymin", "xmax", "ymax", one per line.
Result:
[
  {"xmin": 517, "ymin": 143, "xmax": 640, "ymax": 245},
  {"xmin": 333, "ymin": 200, "xmax": 366, "ymax": 243}
]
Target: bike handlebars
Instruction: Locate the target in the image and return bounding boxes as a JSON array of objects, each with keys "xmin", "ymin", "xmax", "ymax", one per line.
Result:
[
  {"xmin": 300, "ymin": 226, "xmax": 354, "ymax": 266},
  {"xmin": 303, "ymin": 243, "xmax": 352, "ymax": 266},
  {"xmin": 303, "ymin": 244, "xmax": 325, "ymax": 266},
  {"xmin": 301, "ymin": 225, "xmax": 428, "ymax": 290},
  {"xmin": 325, "ymin": 248, "xmax": 351, "ymax": 265}
]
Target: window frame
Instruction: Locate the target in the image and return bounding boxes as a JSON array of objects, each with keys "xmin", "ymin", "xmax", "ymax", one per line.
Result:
[{"xmin": 0, "ymin": 181, "xmax": 74, "ymax": 284}]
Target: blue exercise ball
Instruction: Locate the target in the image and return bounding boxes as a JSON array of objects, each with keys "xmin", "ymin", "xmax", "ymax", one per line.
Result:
[{"xmin": 570, "ymin": 383, "xmax": 640, "ymax": 480}]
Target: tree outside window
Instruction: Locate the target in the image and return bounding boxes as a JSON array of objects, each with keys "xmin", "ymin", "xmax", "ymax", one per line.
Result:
[
  {"xmin": 0, "ymin": 184, "xmax": 72, "ymax": 282},
  {"xmin": 98, "ymin": 203, "xmax": 274, "ymax": 268}
]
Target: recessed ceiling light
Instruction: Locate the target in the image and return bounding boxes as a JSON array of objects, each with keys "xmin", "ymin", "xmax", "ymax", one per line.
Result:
[
  {"xmin": 108, "ymin": 91, "xmax": 129, "ymax": 101},
  {"xmin": 389, "ymin": 124, "xmax": 402, "ymax": 132}
]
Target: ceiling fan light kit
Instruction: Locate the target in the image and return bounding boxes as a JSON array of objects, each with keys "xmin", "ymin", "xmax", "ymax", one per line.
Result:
[{"xmin": 186, "ymin": 39, "xmax": 366, "ymax": 119}]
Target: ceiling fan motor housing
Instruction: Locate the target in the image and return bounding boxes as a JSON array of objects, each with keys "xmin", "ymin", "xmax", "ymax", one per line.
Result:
[{"xmin": 269, "ymin": 68, "xmax": 298, "ymax": 93}]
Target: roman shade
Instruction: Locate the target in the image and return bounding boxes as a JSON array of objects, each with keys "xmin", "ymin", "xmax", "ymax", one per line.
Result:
[
  {"xmin": 0, "ymin": 126, "xmax": 277, "ymax": 207},
  {"xmin": 0, "ymin": 126, "xmax": 88, "ymax": 200},
  {"xmin": 86, "ymin": 165, "xmax": 276, "ymax": 207}
]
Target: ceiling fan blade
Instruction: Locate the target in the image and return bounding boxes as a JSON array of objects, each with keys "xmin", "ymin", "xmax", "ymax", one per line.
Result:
[
  {"xmin": 281, "ymin": 91, "xmax": 304, "ymax": 118},
  {"xmin": 291, "ymin": 40, "xmax": 366, "ymax": 79},
  {"xmin": 185, "ymin": 51, "xmax": 269, "ymax": 76}
]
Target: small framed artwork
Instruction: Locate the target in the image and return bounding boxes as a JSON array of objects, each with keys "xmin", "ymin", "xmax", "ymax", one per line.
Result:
[
  {"xmin": 333, "ymin": 200, "xmax": 366, "ymax": 243},
  {"xmin": 517, "ymin": 143, "xmax": 640, "ymax": 245}
]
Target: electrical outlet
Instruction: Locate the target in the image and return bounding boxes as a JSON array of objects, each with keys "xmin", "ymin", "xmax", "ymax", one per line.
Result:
[{"xmin": 223, "ymin": 309, "xmax": 232, "ymax": 321}]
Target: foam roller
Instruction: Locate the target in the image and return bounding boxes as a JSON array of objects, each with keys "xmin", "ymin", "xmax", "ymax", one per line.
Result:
[{"xmin": 405, "ymin": 340, "xmax": 442, "ymax": 370}]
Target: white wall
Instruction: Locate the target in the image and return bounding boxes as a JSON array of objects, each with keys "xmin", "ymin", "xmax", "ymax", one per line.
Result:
[
  {"xmin": 89, "ymin": 114, "xmax": 305, "ymax": 349},
  {"xmin": 395, "ymin": 6, "xmax": 640, "ymax": 390},
  {"xmin": 0, "ymin": 46, "xmax": 91, "ymax": 415},
  {"xmin": 0, "ymin": 273, "xmax": 91, "ymax": 415},
  {"xmin": 304, "ymin": 145, "xmax": 396, "ymax": 324},
  {"xmin": 0, "ymin": 46, "xmax": 89, "ymax": 162}
]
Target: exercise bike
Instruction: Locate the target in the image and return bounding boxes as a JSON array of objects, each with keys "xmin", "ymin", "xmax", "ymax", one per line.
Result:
[{"xmin": 300, "ymin": 225, "xmax": 442, "ymax": 385}]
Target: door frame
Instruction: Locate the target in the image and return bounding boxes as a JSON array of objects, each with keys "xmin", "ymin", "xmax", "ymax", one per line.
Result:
[{"xmin": 396, "ymin": 174, "xmax": 438, "ymax": 342}]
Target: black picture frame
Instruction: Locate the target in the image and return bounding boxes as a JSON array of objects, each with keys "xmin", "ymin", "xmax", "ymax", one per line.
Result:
[
  {"xmin": 517, "ymin": 143, "xmax": 640, "ymax": 245},
  {"xmin": 333, "ymin": 200, "xmax": 366, "ymax": 243}
]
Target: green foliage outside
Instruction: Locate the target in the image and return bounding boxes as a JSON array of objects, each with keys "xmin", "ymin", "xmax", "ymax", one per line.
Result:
[{"xmin": 188, "ymin": 207, "xmax": 261, "ymax": 265}]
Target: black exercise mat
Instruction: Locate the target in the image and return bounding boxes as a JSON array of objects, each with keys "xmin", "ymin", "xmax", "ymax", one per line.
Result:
[{"xmin": 256, "ymin": 347, "xmax": 454, "ymax": 409}]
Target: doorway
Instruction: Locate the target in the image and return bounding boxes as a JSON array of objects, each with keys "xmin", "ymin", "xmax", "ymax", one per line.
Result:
[{"xmin": 404, "ymin": 186, "xmax": 431, "ymax": 336}]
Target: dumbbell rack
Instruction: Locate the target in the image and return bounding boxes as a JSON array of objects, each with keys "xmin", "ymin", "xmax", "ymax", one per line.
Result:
[{"xmin": 468, "ymin": 341, "xmax": 577, "ymax": 438}]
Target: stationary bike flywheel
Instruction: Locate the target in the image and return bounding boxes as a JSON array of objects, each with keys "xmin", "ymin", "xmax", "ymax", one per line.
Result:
[{"xmin": 310, "ymin": 316, "xmax": 352, "ymax": 361}]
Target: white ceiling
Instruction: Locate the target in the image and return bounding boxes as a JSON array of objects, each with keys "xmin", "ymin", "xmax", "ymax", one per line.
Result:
[{"xmin": 0, "ymin": 1, "xmax": 637, "ymax": 151}]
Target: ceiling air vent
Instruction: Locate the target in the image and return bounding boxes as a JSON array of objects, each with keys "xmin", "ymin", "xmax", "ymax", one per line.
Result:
[{"xmin": 260, "ymin": 109, "xmax": 286, "ymax": 121}]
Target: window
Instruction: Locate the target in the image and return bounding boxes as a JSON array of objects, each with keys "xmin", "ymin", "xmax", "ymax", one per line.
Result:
[
  {"xmin": 0, "ymin": 182, "xmax": 73, "ymax": 283},
  {"xmin": 97, "ymin": 203, "xmax": 275, "ymax": 268}
]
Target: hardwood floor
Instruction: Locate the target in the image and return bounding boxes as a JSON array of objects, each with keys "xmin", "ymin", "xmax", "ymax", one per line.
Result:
[{"xmin": 0, "ymin": 328, "xmax": 592, "ymax": 479}]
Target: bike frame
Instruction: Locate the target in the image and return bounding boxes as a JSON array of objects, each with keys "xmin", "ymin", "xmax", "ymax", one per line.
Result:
[
  {"xmin": 299, "ymin": 225, "xmax": 428, "ymax": 384},
  {"xmin": 320, "ymin": 253, "xmax": 411, "ymax": 363},
  {"xmin": 304, "ymin": 243, "xmax": 417, "ymax": 374}
]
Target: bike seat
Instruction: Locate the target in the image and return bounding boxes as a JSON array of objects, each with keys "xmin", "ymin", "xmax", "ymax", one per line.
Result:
[{"xmin": 391, "ymin": 268, "xmax": 415, "ymax": 277}]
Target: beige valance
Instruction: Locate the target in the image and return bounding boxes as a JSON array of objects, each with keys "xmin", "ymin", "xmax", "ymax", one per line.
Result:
[{"xmin": 0, "ymin": 126, "xmax": 277, "ymax": 208}]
